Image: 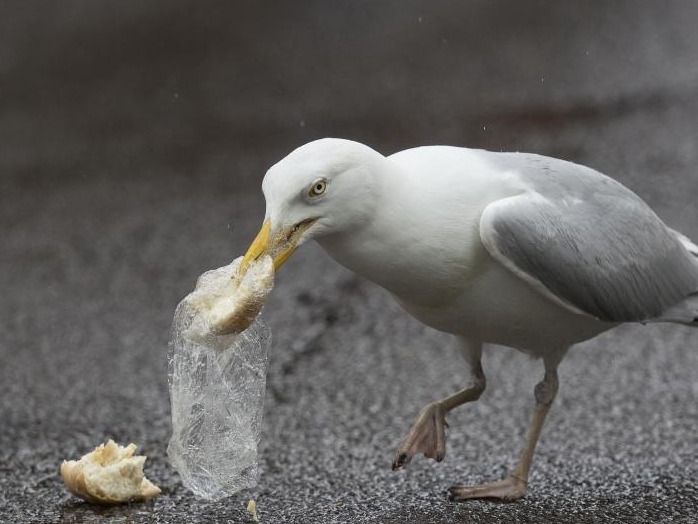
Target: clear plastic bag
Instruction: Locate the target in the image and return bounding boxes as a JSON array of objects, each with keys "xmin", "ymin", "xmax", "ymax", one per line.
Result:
[{"xmin": 167, "ymin": 257, "xmax": 273, "ymax": 500}]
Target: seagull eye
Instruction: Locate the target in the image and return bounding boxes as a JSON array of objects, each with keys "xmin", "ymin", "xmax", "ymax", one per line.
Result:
[{"xmin": 308, "ymin": 178, "xmax": 327, "ymax": 197}]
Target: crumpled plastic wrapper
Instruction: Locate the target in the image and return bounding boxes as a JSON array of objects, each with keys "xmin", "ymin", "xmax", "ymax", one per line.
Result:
[{"xmin": 167, "ymin": 256, "xmax": 274, "ymax": 500}]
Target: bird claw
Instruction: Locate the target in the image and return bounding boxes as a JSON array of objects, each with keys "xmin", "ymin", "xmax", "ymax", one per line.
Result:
[
  {"xmin": 392, "ymin": 402, "xmax": 447, "ymax": 470},
  {"xmin": 392, "ymin": 452, "xmax": 412, "ymax": 470}
]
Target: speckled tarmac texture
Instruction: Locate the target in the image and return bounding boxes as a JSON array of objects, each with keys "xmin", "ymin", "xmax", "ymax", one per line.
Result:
[{"xmin": 2, "ymin": 2, "xmax": 698, "ymax": 523}]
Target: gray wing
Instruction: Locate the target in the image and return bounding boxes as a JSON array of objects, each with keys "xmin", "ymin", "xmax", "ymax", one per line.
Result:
[{"xmin": 479, "ymin": 153, "xmax": 698, "ymax": 322}]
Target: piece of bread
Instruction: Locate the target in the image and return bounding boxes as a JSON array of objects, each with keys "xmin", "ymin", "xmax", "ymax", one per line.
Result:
[
  {"xmin": 207, "ymin": 257, "xmax": 274, "ymax": 335},
  {"xmin": 187, "ymin": 255, "xmax": 275, "ymax": 336},
  {"xmin": 60, "ymin": 440, "xmax": 161, "ymax": 505}
]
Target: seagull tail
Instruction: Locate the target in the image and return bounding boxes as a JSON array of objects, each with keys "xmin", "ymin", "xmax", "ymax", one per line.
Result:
[
  {"xmin": 652, "ymin": 229, "xmax": 698, "ymax": 326},
  {"xmin": 649, "ymin": 293, "xmax": 698, "ymax": 326},
  {"xmin": 640, "ymin": 229, "xmax": 698, "ymax": 326},
  {"xmin": 670, "ymin": 227, "xmax": 698, "ymax": 258}
]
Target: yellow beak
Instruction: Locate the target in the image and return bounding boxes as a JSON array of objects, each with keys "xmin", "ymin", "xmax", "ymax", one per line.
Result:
[
  {"xmin": 239, "ymin": 218, "xmax": 314, "ymax": 276},
  {"xmin": 239, "ymin": 220, "xmax": 272, "ymax": 275}
]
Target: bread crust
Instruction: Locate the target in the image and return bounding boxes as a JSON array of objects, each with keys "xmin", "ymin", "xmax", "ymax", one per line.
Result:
[{"xmin": 60, "ymin": 440, "xmax": 161, "ymax": 505}]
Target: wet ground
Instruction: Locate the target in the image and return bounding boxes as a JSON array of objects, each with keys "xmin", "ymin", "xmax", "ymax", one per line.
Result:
[{"xmin": 2, "ymin": 1, "xmax": 698, "ymax": 523}]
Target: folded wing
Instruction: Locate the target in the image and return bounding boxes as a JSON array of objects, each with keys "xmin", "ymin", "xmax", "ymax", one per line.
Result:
[{"xmin": 479, "ymin": 156, "xmax": 698, "ymax": 323}]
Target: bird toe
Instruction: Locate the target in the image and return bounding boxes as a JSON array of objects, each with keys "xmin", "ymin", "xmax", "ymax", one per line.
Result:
[{"xmin": 392, "ymin": 452, "xmax": 411, "ymax": 470}]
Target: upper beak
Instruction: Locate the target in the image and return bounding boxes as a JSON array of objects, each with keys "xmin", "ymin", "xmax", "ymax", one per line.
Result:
[{"xmin": 238, "ymin": 218, "xmax": 315, "ymax": 276}]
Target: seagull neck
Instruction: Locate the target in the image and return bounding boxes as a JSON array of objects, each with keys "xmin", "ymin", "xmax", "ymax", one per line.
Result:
[
  {"xmin": 314, "ymin": 148, "xmax": 529, "ymax": 306},
  {"xmin": 315, "ymin": 160, "xmax": 471, "ymax": 305}
]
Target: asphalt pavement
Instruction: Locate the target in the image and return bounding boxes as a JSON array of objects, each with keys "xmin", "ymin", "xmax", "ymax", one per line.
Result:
[{"xmin": 2, "ymin": 2, "xmax": 698, "ymax": 523}]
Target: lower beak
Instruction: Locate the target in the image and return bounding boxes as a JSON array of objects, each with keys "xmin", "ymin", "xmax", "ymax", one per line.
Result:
[{"xmin": 239, "ymin": 219, "xmax": 314, "ymax": 275}]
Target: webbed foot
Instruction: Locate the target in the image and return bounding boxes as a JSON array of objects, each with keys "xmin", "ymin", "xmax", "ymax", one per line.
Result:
[
  {"xmin": 392, "ymin": 402, "xmax": 447, "ymax": 470},
  {"xmin": 448, "ymin": 475, "xmax": 527, "ymax": 502}
]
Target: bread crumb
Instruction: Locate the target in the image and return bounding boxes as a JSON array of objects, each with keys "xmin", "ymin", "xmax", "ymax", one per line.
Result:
[
  {"xmin": 246, "ymin": 499, "xmax": 260, "ymax": 522},
  {"xmin": 60, "ymin": 440, "xmax": 161, "ymax": 505}
]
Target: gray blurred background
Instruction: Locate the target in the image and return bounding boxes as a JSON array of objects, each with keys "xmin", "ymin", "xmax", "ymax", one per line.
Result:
[{"xmin": 2, "ymin": 1, "xmax": 698, "ymax": 523}]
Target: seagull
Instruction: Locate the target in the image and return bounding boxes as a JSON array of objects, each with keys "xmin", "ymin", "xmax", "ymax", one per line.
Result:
[{"xmin": 238, "ymin": 138, "xmax": 698, "ymax": 501}]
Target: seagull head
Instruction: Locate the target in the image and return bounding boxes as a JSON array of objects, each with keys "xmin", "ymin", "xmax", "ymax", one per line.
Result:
[{"xmin": 239, "ymin": 138, "xmax": 385, "ymax": 274}]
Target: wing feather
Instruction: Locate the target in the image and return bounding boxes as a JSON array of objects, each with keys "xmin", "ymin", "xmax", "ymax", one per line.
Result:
[{"xmin": 479, "ymin": 155, "xmax": 698, "ymax": 322}]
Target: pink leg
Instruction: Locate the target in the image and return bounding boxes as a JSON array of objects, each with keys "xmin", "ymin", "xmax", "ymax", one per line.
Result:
[
  {"xmin": 392, "ymin": 340, "xmax": 484, "ymax": 470},
  {"xmin": 449, "ymin": 359, "xmax": 560, "ymax": 502}
]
